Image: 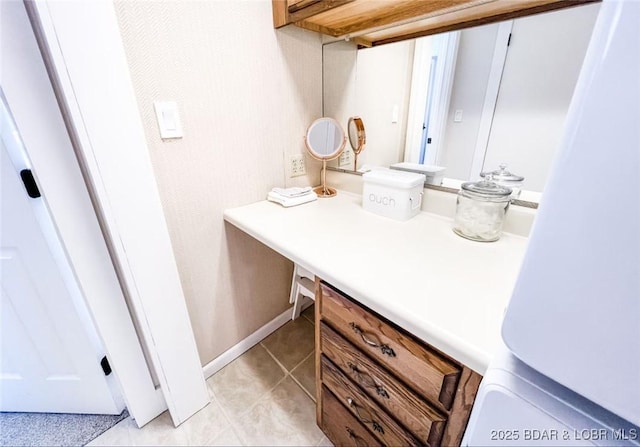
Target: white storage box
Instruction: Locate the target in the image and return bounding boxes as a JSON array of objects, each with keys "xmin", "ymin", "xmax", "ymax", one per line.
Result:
[
  {"xmin": 362, "ymin": 169, "xmax": 426, "ymax": 221},
  {"xmin": 390, "ymin": 162, "xmax": 446, "ymax": 186}
]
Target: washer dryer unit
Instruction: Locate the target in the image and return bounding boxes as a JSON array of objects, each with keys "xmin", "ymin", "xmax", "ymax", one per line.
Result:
[
  {"xmin": 463, "ymin": 0, "xmax": 640, "ymax": 444},
  {"xmin": 463, "ymin": 345, "xmax": 639, "ymax": 447}
]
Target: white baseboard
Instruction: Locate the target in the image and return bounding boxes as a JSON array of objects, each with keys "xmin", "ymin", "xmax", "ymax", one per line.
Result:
[{"xmin": 202, "ymin": 308, "xmax": 293, "ymax": 379}]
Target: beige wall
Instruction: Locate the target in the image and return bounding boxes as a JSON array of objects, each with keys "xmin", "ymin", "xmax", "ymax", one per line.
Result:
[
  {"xmin": 483, "ymin": 3, "xmax": 600, "ymax": 191},
  {"xmin": 440, "ymin": 23, "xmax": 499, "ymax": 180},
  {"xmin": 355, "ymin": 41, "xmax": 414, "ymax": 169},
  {"xmin": 323, "ymin": 39, "xmax": 414, "ymax": 170},
  {"xmin": 114, "ymin": 1, "xmax": 323, "ymax": 365},
  {"xmin": 323, "ymin": 40, "xmax": 357, "ymax": 168}
]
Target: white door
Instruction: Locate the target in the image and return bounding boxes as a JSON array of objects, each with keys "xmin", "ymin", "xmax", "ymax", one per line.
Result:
[
  {"xmin": 404, "ymin": 32, "xmax": 459, "ymax": 165},
  {"xmin": 0, "ymin": 103, "xmax": 122, "ymax": 414}
]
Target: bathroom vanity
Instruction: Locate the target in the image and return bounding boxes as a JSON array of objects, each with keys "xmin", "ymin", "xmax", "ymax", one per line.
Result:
[
  {"xmin": 224, "ymin": 191, "xmax": 528, "ymax": 445},
  {"xmin": 317, "ymin": 280, "xmax": 480, "ymax": 446}
]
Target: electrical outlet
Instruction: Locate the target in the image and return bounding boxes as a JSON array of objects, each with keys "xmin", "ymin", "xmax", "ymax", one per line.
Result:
[
  {"xmin": 290, "ymin": 154, "xmax": 306, "ymax": 177},
  {"xmin": 339, "ymin": 149, "xmax": 352, "ymax": 167}
]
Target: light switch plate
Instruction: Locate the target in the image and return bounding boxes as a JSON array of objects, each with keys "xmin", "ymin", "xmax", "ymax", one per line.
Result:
[
  {"xmin": 154, "ymin": 101, "xmax": 183, "ymax": 139},
  {"xmin": 391, "ymin": 104, "xmax": 399, "ymax": 123}
]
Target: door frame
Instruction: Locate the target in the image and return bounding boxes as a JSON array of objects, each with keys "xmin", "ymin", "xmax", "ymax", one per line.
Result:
[
  {"xmin": 4, "ymin": 0, "xmax": 209, "ymax": 426},
  {"xmin": 2, "ymin": 0, "xmax": 164, "ymax": 425},
  {"xmin": 468, "ymin": 21, "xmax": 513, "ymax": 180},
  {"xmin": 404, "ymin": 31, "xmax": 459, "ymax": 165}
]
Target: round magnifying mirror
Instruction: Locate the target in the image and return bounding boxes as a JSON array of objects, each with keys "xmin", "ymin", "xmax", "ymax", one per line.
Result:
[
  {"xmin": 304, "ymin": 117, "xmax": 346, "ymax": 197},
  {"xmin": 347, "ymin": 116, "xmax": 366, "ymax": 171}
]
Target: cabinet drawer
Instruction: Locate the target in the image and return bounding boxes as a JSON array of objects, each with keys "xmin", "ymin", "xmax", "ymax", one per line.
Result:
[
  {"xmin": 320, "ymin": 283, "xmax": 460, "ymax": 409},
  {"xmin": 322, "ymin": 356, "xmax": 420, "ymax": 447},
  {"xmin": 322, "ymin": 323, "xmax": 446, "ymax": 446},
  {"xmin": 321, "ymin": 385, "xmax": 382, "ymax": 447}
]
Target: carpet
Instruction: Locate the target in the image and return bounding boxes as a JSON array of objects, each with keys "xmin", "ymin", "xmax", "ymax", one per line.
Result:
[{"xmin": 0, "ymin": 409, "xmax": 128, "ymax": 446}]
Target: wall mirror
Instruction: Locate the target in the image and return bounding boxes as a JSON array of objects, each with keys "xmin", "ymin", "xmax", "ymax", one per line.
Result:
[
  {"xmin": 323, "ymin": 3, "xmax": 600, "ymax": 205},
  {"xmin": 304, "ymin": 117, "xmax": 346, "ymax": 197}
]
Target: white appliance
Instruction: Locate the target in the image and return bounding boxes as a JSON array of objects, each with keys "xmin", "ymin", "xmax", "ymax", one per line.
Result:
[
  {"xmin": 464, "ymin": 1, "xmax": 640, "ymax": 444},
  {"xmin": 465, "ymin": 342, "xmax": 639, "ymax": 446}
]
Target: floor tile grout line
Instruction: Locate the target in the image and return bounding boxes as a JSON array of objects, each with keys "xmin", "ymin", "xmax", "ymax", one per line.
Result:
[
  {"xmin": 259, "ymin": 340, "xmax": 294, "ymax": 375},
  {"xmin": 290, "ymin": 350, "xmax": 315, "ymax": 374},
  {"xmin": 216, "ymin": 411, "xmax": 249, "ymax": 447},
  {"xmin": 262, "ymin": 339, "xmax": 314, "ymax": 378},
  {"xmin": 210, "ymin": 368, "xmax": 290, "ymax": 425},
  {"xmin": 258, "ymin": 342, "xmax": 316, "ymax": 401},
  {"xmin": 206, "ymin": 388, "xmax": 236, "ymax": 439},
  {"xmin": 207, "ymin": 384, "xmax": 235, "ymax": 428},
  {"xmin": 260, "ymin": 317, "xmax": 315, "ymax": 373},
  {"xmin": 301, "ymin": 308, "xmax": 315, "ymax": 325},
  {"xmin": 225, "ymin": 373, "xmax": 292, "ymax": 444},
  {"xmin": 206, "ymin": 346, "xmax": 290, "ymax": 436},
  {"xmin": 288, "ymin": 372, "xmax": 316, "ymax": 403},
  {"xmin": 207, "ymin": 327, "xmax": 310, "ymax": 427}
]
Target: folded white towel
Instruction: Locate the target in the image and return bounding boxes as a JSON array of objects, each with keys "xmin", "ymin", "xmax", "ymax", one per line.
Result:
[
  {"xmin": 271, "ymin": 186, "xmax": 313, "ymax": 198},
  {"xmin": 267, "ymin": 190, "xmax": 317, "ymax": 207}
]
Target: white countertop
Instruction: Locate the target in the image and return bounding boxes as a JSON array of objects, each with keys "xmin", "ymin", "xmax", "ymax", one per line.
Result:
[{"xmin": 223, "ymin": 191, "xmax": 529, "ymax": 374}]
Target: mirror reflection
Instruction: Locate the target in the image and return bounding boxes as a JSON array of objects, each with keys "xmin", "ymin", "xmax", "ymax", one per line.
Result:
[
  {"xmin": 347, "ymin": 116, "xmax": 366, "ymax": 171},
  {"xmin": 323, "ymin": 3, "xmax": 600, "ymax": 200}
]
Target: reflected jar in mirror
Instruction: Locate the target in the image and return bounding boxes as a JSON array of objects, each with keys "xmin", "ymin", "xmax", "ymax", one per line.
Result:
[
  {"xmin": 453, "ymin": 177, "xmax": 512, "ymax": 242},
  {"xmin": 480, "ymin": 163, "xmax": 524, "ymax": 198}
]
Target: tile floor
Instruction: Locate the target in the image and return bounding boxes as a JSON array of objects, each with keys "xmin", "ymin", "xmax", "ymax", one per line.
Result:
[{"xmin": 88, "ymin": 305, "xmax": 331, "ymax": 446}]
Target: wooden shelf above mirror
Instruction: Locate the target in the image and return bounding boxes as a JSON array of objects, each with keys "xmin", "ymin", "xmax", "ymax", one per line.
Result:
[{"xmin": 273, "ymin": 0, "xmax": 598, "ymax": 47}]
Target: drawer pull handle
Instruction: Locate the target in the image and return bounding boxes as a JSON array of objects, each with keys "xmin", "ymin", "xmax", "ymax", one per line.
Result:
[
  {"xmin": 349, "ymin": 323, "xmax": 396, "ymax": 357},
  {"xmin": 346, "ymin": 397, "xmax": 385, "ymax": 435},
  {"xmin": 346, "ymin": 427, "xmax": 366, "ymax": 447},
  {"xmin": 348, "ymin": 362, "xmax": 390, "ymax": 399}
]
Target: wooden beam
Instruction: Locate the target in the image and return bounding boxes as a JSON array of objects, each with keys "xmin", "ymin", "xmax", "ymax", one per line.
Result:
[
  {"xmin": 272, "ymin": 0, "xmax": 289, "ymax": 28},
  {"xmin": 288, "ymin": 0, "xmax": 356, "ymax": 24},
  {"xmin": 368, "ymin": 0, "xmax": 595, "ymax": 46},
  {"xmin": 292, "ymin": 0, "xmax": 598, "ymax": 48},
  {"xmin": 288, "ymin": 0, "xmax": 322, "ymax": 14},
  {"xmin": 316, "ymin": 0, "xmax": 483, "ymax": 37}
]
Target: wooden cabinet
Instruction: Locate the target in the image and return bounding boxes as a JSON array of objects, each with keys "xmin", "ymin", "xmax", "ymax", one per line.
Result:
[
  {"xmin": 315, "ymin": 280, "xmax": 482, "ymax": 446},
  {"xmin": 273, "ymin": 0, "xmax": 596, "ymax": 47}
]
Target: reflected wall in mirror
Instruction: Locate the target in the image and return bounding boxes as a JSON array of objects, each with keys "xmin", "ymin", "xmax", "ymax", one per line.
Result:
[{"xmin": 323, "ymin": 3, "xmax": 601, "ymax": 200}]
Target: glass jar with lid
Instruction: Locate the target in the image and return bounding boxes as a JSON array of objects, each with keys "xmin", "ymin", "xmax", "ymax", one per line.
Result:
[
  {"xmin": 453, "ymin": 176, "xmax": 512, "ymax": 242},
  {"xmin": 480, "ymin": 163, "xmax": 524, "ymax": 198}
]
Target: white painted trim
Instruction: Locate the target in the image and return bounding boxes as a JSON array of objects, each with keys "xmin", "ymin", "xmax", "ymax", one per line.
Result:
[
  {"xmin": 28, "ymin": 0, "xmax": 208, "ymax": 426},
  {"xmin": 404, "ymin": 32, "xmax": 459, "ymax": 165},
  {"xmin": 1, "ymin": 0, "xmax": 165, "ymax": 425},
  {"xmin": 202, "ymin": 309, "xmax": 293, "ymax": 379},
  {"xmin": 404, "ymin": 38, "xmax": 432, "ymax": 164},
  {"xmin": 432, "ymin": 32, "xmax": 459, "ymax": 166},
  {"xmin": 468, "ymin": 21, "xmax": 513, "ymax": 180}
]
